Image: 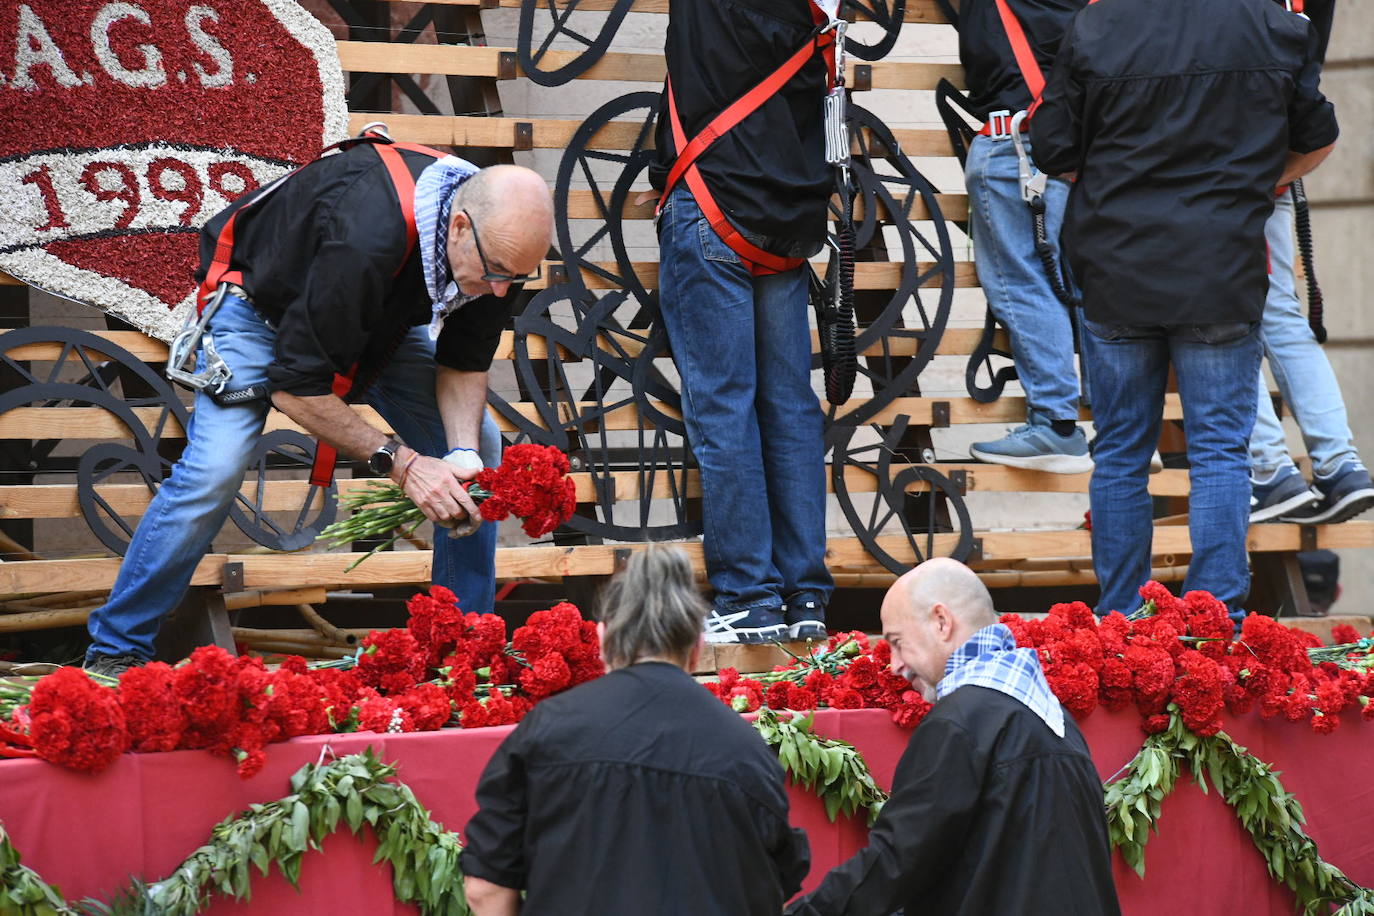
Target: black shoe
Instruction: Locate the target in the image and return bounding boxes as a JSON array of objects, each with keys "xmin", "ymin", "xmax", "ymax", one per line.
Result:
[
  {"xmin": 1250, "ymin": 465, "xmax": 1320, "ymax": 523},
  {"xmin": 83, "ymin": 654, "xmax": 145, "ymax": 680},
  {"xmin": 783, "ymin": 595, "xmax": 827, "ymax": 642},
  {"xmin": 703, "ymin": 607, "xmax": 788, "ymax": 645}
]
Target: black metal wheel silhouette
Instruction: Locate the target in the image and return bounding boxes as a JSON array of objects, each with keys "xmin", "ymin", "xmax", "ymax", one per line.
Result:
[
  {"xmin": 517, "ymin": 0, "xmax": 636, "ymax": 87},
  {"xmin": 831, "ymin": 418, "xmax": 975, "ymax": 575},
  {"xmin": 229, "ymin": 430, "xmax": 336, "ymax": 551},
  {"xmin": 842, "ymin": 0, "xmax": 907, "ymax": 61},
  {"xmin": 490, "ymin": 284, "xmax": 698, "ymax": 542}
]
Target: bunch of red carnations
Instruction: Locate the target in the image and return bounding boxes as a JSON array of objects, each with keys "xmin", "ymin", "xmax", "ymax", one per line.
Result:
[
  {"xmin": 0, "ymin": 586, "xmax": 605, "ymax": 779},
  {"xmin": 1000, "ymin": 581, "xmax": 1374, "ymax": 737},
  {"xmin": 704, "ymin": 631, "xmax": 933, "ymax": 729}
]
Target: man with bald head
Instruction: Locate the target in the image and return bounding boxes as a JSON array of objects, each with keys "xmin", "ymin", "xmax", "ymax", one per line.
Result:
[
  {"xmin": 84, "ymin": 136, "xmax": 554, "ymax": 677},
  {"xmin": 788, "ymin": 558, "xmax": 1119, "ymax": 916}
]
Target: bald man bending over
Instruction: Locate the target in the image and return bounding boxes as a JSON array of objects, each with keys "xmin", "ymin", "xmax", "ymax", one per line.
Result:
[
  {"xmin": 84, "ymin": 139, "xmax": 553, "ymax": 677},
  {"xmin": 787, "ymin": 558, "xmax": 1119, "ymax": 916}
]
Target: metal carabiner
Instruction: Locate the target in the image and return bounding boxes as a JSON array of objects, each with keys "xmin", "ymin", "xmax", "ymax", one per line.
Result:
[
  {"xmin": 165, "ymin": 283, "xmax": 233, "ymax": 394},
  {"xmin": 1009, "ymin": 110, "xmax": 1048, "ymax": 205}
]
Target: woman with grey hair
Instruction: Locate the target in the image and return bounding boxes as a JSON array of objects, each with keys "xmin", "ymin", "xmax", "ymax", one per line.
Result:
[{"xmin": 462, "ymin": 546, "xmax": 810, "ymax": 915}]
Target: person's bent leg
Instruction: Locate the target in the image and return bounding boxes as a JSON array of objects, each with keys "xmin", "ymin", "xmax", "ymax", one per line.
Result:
[
  {"xmin": 1259, "ymin": 194, "xmax": 1359, "ymax": 478},
  {"xmin": 753, "ymin": 265, "xmax": 833, "ymax": 635},
  {"xmin": 1173, "ymin": 323, "xmax": 1263, "ymax": 611},
  {"xmin": 656, "ymin": 188, "xmax": 784, "ymax": 639},
  {"xmin": 1082, "ymin": 321, "xmax": 1168, "ymax": 614},
  {"xmin": 368, "ymin": 328, "xmax": 501, "ymax": 612},
  {"xmin": 966, "ymin": 136, "xmax": 1087, "ymax": 471},
  {"xmin": 86, "ymin": 296, "xmax": 274, "ymax": 663}
]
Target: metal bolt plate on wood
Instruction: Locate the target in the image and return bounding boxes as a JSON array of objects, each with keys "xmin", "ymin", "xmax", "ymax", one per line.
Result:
[
  {"xmin": 931, "ymin": 401, "xmax": 951, "ymax": 428},
  {"xmin": 221, "ymin": 561, "xmax": 244, "ymax": 594},
  {"xmin": 513, "ymin": 122, "xmax": 534, "ymax": 151},
  {"xmin": 548, "ymin": 263, "xmax": 569, "ymax": 285},
  {"xmin": 852, "ymin": 65, "xmax": 873, "ymax": 92},
  {"xmin": 966, "ymin": 537, "xmax": 984, "ymax": 563},
  {"xmin": 1300, "ymin": 526, "xmax": 1318, "ymax": 552},
  {"xmin": 948, "ymin": 468, "xmax": 968, "ymax": 495},
  {"xmin": 613, "ymin": 547, "xmax": 633, "ymax": 572},
  {"xmin": 497, "ymin": 51, "xmax": 518, "ymax": 80}
]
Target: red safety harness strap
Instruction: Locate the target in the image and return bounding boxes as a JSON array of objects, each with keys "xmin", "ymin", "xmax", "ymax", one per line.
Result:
[
  {"xmin": 977, "ymin": 0, "xmax": 1097, "ymax": 134},
  {"xmin": 658, "ymin": 13, "xmax": 835, "ymax": 277}
]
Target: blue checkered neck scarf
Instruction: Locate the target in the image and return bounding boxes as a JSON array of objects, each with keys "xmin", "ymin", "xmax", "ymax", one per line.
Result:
[
  {"xmin": 937, "ymin": 623, "xmax": 1066, "ymax": 737},
  {"xmin": 414, "ymin": 155, "xmax": 480, "ymax": 340}
]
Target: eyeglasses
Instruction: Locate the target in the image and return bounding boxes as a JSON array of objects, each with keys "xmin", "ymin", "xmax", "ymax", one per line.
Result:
[{"xmin": 463, "ymin": 209, "xmax": 542, "ymax": 285}]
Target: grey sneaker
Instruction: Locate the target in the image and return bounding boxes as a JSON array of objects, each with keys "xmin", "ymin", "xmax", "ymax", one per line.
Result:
[
  {"xmin": 1299, "ymin": 460, "xmax": 1374, "ymax": 525},
  {"xmin": 703, "ymin": 607, "xmax": 788, "ymax": 645},
  {"xmin": 970, "ymin": 424, "xmax": 1093, "ymax": 474},
  {"xmin": 783, "ymin": 596, "xmax": 827, "ymax": 642},
  {"xmin": 83, "ymin": 654, "xmax": 145, "ymax": 680},
  {"xmin": 1250, "ymin": 465, "xmax": 1321, "ymax": 523}
]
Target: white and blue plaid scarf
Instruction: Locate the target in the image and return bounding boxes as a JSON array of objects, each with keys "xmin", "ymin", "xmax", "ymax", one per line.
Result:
[
  {"xmin": 937, "ymin": 623, "xmax": 1065, "ymax": 737},
  {"xmin": 414, "ymin": 155, "xmax": 480, "ymax": 340}
]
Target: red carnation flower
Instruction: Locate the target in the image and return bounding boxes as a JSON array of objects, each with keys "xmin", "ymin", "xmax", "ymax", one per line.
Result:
[
  {"xmin": 118, "ymin": 662, "xmax": 187, "ymax": 753},
  {"xmin": 27, "ymin": 668, "xmax": 128, "ymax": 773},
  {"xmin": 355, "ymin": 628, "xmax": 426, "ymax": 695},
  {"xmin": 174, "ymin": 646, "xmax": 244, "ymax": 752}
]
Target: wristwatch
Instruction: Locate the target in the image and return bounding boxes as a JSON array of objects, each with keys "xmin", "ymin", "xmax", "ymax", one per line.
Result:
[{"xmin": 368, "ymin": 436, "xmax": 404, "ymax": 476}]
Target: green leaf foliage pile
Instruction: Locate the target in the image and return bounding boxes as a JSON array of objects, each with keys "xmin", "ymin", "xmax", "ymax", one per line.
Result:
[
  {"xmin": 1104, "ymin": 706, "xmax": 1374, "ymax": 915},
  {"xmin": 753, "ymin": 709, "xmax": 888, "ymax": 825},
  {"xmin": 0, "ymin": 750, "xmax": 468, "ymax": 916}
]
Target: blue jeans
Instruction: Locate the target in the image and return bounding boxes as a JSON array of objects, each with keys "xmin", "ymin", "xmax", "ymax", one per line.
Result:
[
  {"xmin": 85, "ymin": 295, "xmax": 501, "ymax": 662},
  {"xmin": 966, "ymin": 134, "xmax": 1081, "ymax": 424},
  {"xmin": 1249, "ymin": 194, "xmax": 1358, "ymax": 478},
  {"xmin": 655, "ymin": 188, "xmax": 833, "ymax": 614},
  {"xmin": 1083, "ymin": 320, "xmax": 1262, "ymax": 614}
]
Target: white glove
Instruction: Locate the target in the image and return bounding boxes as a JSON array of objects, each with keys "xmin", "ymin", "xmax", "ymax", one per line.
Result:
[{"xmin": 443, "ymin": 447, "xmax": 483, "ymax": 472}]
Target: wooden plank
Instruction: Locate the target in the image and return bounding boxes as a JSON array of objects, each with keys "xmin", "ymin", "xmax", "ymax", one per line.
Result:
[
  {"xmin": 561, "ymin": 189, "xmax": 970, "ymax": 222},
  {"xmin": 0, "ymin": 555, "xmax": 227, "ymax": 597},
  {"xmin": 0, "ymin": 465, "xmax": 1194, "ymax": 522},
  {"xmin": 357, "ymin": 111, "xmax": 955, "ymax": 157},
  {"xmin": 395, "ymin": 0, "xmax": 953, "ymax": 24},
  {"xmin": 4, "ymin": 323, "xmax": 1004, "ymax": 367},
  {"xmin": 528, "ymin": 259, "xmax": 980, "ymax": 291},
  {"xmin": 7, "ymin": 520, "xmax": 1372, "ymax": 595},
  {"xmin": 0, "ymin": 272, "xmax": 20, "ymax": 285},
  {"xmin": 383, "ymin": 0, "xmax": 952, "ymax": 25},
  {"xmin": 336, "ymin": 41, "xmax": 962, "ymax": 90},
  {"xmin": 0, "ymin": 390, "xmax": 1191, "ymax": 441}
]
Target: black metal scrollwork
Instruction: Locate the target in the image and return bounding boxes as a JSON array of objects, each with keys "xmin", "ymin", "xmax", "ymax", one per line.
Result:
[
  {"xmin": 517, "ymin": 0, "xmax": 636, "ymax": 88},
  {"xmin": 0, "ymin": 327, "xmax": 335, "ymax": 555},
  {"xmin": 830, "ymin": 418, "xmax": 976, "ymax": 574}
]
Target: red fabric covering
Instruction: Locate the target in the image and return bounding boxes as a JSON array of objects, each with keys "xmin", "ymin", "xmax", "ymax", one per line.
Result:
[{"xmin": 0, "ymin": 708, "xmax": 1369, "ymax": 913}]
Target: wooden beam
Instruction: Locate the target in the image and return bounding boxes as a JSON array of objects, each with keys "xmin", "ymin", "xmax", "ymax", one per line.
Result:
[
  {"xmin": 560, "ymin": 190, "xmax": 970, "ymax": 222},
  {"xmin": 336, "ymin": 41, "xmax": 963, "ymax": 90},
  {"xmin": 0, "ymin": 390, "xmax": 1191, "ymax": 441},
  {"xmin": 5, "ymin": 521, "xmax": 1371, "ymax": 596},
  {"xmin": 0, "ymin": 465, "xmax": 1195, "ymax": 523},
  {"xmin": 385, "ymin": 0, "xmax": 953, "ymax": 25},
  {"xmin": 529, "ymin": 259, "xmax": 979, "ymax": 291}
]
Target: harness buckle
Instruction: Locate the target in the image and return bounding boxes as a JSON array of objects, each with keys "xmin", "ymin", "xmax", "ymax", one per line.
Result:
[{"xmin": 986, "ymin": 109, "xmax": 1014, "ymax": 140}]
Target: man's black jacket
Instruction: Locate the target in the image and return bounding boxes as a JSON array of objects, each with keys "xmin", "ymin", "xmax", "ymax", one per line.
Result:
[
  {"xmin": 958, "ymin": 0, "xmax": 1088, "ymax": 120},
  {"xmin": 1030, "ymin": 0, "xmax": 1337, "ymax": 326},
  {"xmin": 195, "ymin": 143, "xmax": 508, "ymax": 397},
  {"xmin": 788, "ymin": 686, "xmax": 1120, "ymax": 916}
]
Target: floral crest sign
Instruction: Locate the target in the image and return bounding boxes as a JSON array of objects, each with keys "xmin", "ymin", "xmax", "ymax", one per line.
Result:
[{"xmin": 0, "ymin": 1, "xmax": 347, "ymax": 339}]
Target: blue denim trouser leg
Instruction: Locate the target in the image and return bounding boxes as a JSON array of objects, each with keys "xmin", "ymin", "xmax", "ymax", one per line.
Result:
[
  {"xmin": 966, "ymin": 134, "xmax": 1081, "ymax": 425},
  {"xmin": 1084, "ymin": 320, "xmax": 1261, "ymax": 614},
  {"xmin": 1249, "ymin": 194, "xmax": 1358, "ymax": 478},
  {"xmin": 87, "ymin": 296, "xmax": 275, "ymax": 661},
  {"xmin": 656, "ymin": 188, "xmax": 832, "ymax": 613},
  {"xmin": 364, "ymin": 326, "xmax": 502, "ymax": 613}
]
